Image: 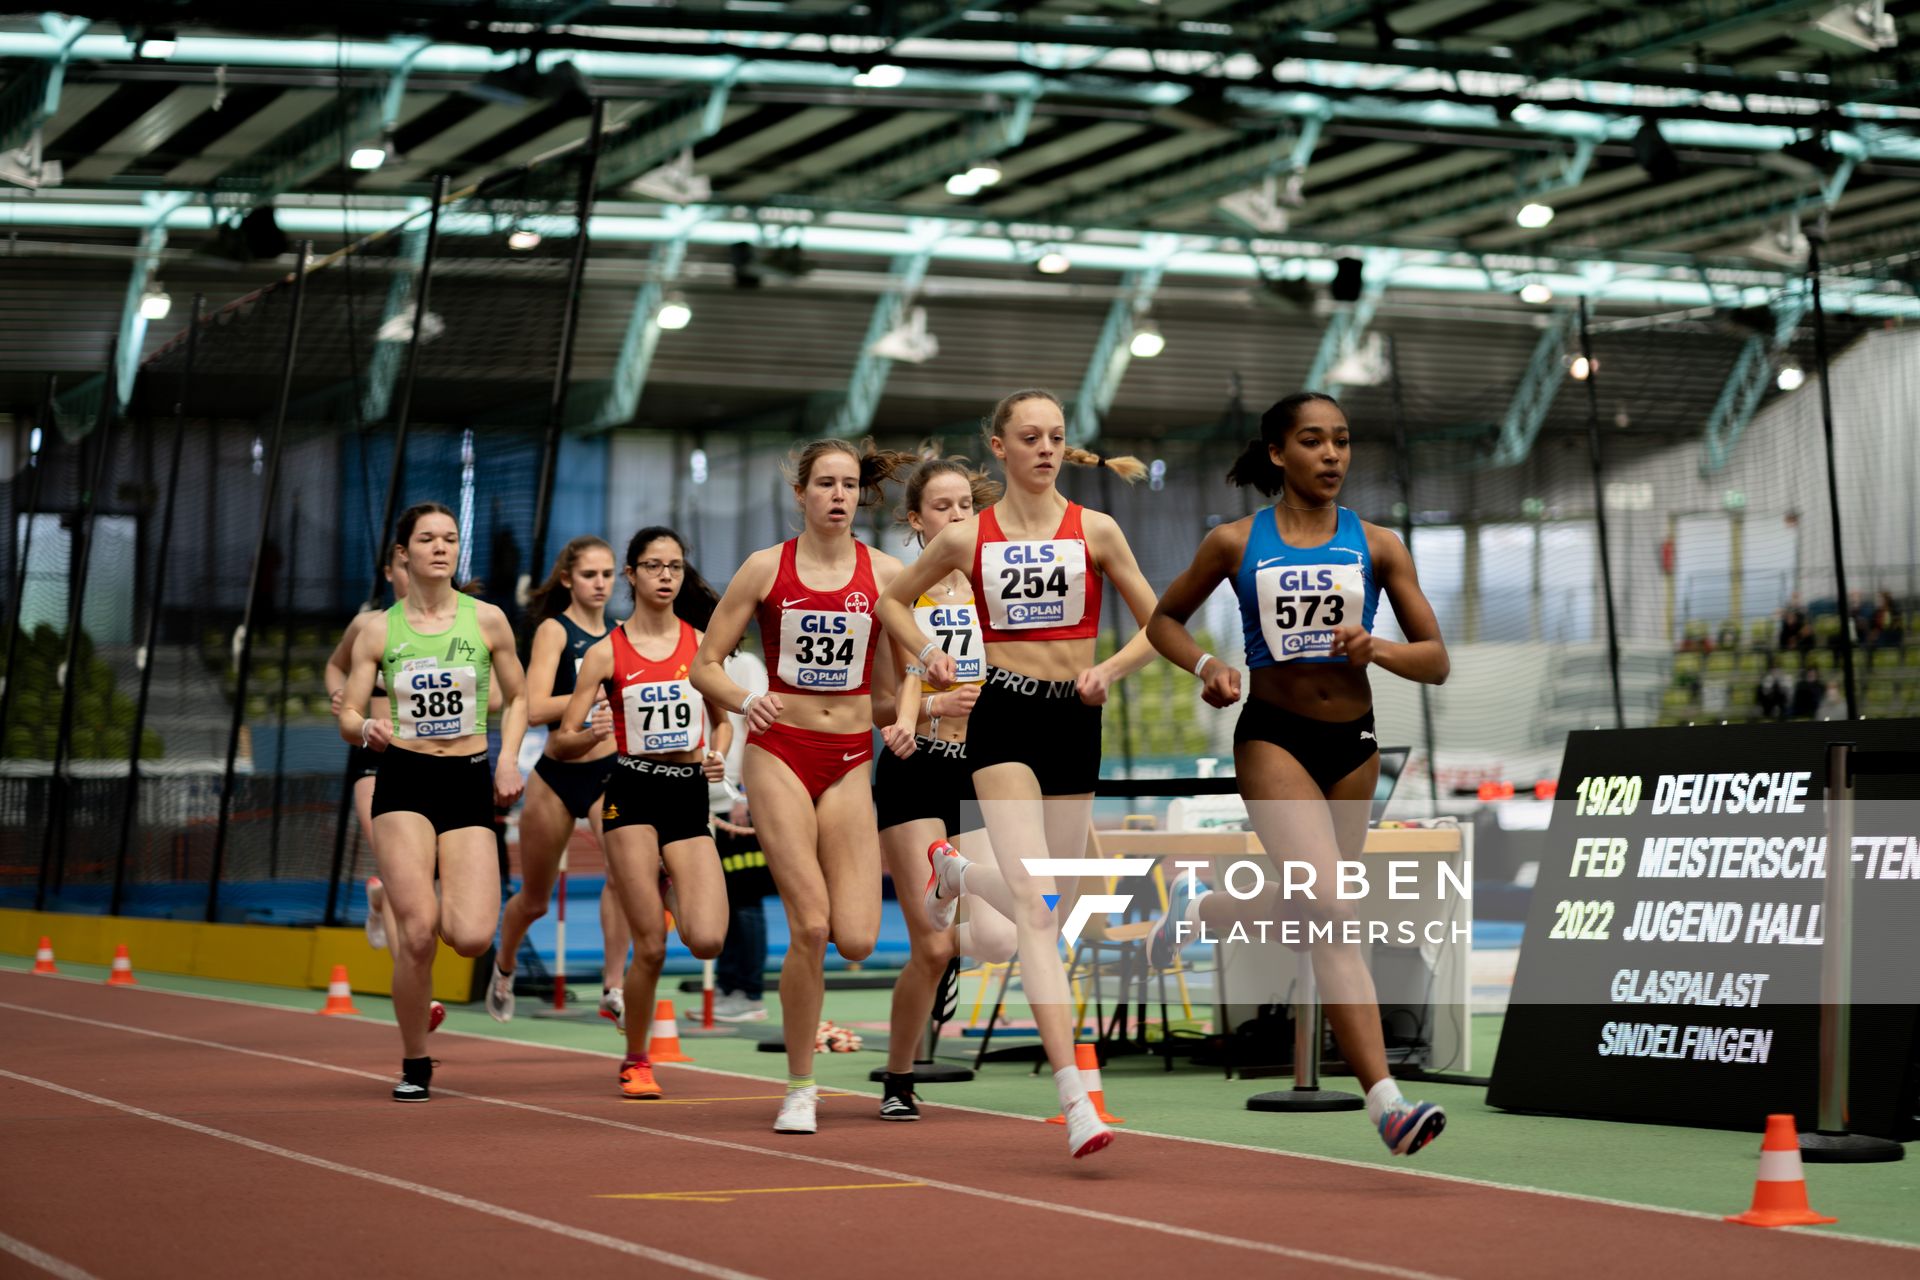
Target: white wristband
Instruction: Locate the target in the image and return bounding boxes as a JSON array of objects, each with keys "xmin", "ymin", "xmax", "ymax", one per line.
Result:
[
  {"xmin": 916, "ymin": 640, "xmax": 938, "ymax": 664},
  {"xmin": 360, "ymin": 718, "xmax": 374, "ymax": 748},
  {"xmin": 740, "ymin": 691, "xmax": 763, "ymax": 716},
  {"xmin": 1193, "ymin": 653, "xmax": 1215, "ymax": 679}
]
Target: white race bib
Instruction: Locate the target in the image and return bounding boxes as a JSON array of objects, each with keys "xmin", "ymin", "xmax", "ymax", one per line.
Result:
[
  {"xmin": 393, "ymin": 664, "xmax": 479, "ymax": 739},
  {"xmin": 913, "ymin": 602, "xmax": 984, "ymax": 684},
  {"xmin": 1256, "ymin": 563, "xmax": 1364, "ymax": 661},
  {"xmin": 980, "ymin": 540, "xmax": 1086, "ymax": 632},
  {"xmin": 777, "ymin": 610, "xmax": 872, "ymax": 691},
  {"xmin": 623, "ymin": 678, "xmax": 703, "ymax": 755}
]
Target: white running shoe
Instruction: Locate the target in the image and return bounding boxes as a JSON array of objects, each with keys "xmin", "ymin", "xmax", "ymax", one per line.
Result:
[
  {"xmin": 364, "ymin": 878, "xmax": 387, "ymax": 951},
  {"xmin": 774, "ymin": 1086, "xmax": 818, "ymax": 1135},
  {"xmin": 485, "ymin": 966, "xmax": 515, "ymax": 1022},
  {"xmin": 599, "ymin": 987, "xmax": 625, "ymax": 1032},
  {"xmin": 713, "ymin": 993, "xmax": 768, "ymax": 1023},
  {"xmin": 1064, "ymin": 1096, "xmax": 1114, "ymax": 1159},
  {"xmin": 924, "ymin": 840, "xmax": 966, "ymax": 932}
]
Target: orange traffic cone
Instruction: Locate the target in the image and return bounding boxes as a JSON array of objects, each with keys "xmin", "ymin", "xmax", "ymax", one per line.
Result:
[
  {"xmin": 318, "ymin": 964, "xmax": 360, "ymax": 1016},
  {"xmin": 1727, "ymin": 1114, "xmax": 1836, "ymax": 1227},
  {"xmin": 1046, "ymin": 1043, "xmax": 1123, "ymax": 1125},
  {"xmin": 647, "ymin": 999, "xmax": 692, "ymax": 1063},
  {"xmin": 31, "ymin": 936, "xmax": 57, "ymax": 975},
  {"xmin": 105, "ymin": 944, "xmax": 136, "ymax": 986}
]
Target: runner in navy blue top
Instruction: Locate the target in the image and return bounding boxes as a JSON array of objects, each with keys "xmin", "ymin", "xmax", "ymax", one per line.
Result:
[
  {"xmin": 1145, "ymin": 391, "xmax": 1452, "ymax": 1157},
  {"xmin": 490, "ymin": 536, "xmax": 633, "ymax": 1028}
]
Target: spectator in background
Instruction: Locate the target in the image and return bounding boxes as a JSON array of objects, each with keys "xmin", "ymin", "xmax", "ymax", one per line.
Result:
[
  {"xmin": 1779, "ymin": 597, "xmax": 1812, "ymax": 655},
  {"xmin": 1869, "ymin": 591, "xmax": 1903, "ymax": 651},
  {"xmin": 710, "ymin": 642, "xmax": 772, "ymax": 1022},
  {"xmin": 1792, "ymin": 665, "xmax": 1826, "ymax": 719},
  {"xmin": 1715, "ymin": 620, "xmax": 1740, "ymax": 652},
  {"xmin": 1755, "ymin": 667, "xmax": 1790, "ymax": 720},
  {"xmin": 1817, "ymin": 680, "xmax": 1848, "ymax": 722},
  {"xmin": 1851, "ymin": 590, "xmax": 1874, "ymax": 647}
]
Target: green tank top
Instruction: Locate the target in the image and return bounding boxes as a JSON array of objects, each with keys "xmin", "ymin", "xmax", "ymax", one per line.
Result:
[{"xmin": 381, "ymin": 594, "xmax": 492, "ymax": 740}]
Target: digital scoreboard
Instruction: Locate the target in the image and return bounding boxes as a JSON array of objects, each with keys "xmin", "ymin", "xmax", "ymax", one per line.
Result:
[{"xmin": 1488, "ymin": 721, "xmax": 1920, "ymax": 1139}]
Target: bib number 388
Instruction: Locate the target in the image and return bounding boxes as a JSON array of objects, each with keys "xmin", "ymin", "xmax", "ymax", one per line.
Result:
[
  {"xmin": 981, "ymin": 540, "xmax": 1086, "ymax": 631},
  {"xmin": 1256, "ymin": 563, "xmax": 1364, "ymax": 661},
  {"xmin": 394, "ymin": 665, "xmax": 478, "ymax": 739}
]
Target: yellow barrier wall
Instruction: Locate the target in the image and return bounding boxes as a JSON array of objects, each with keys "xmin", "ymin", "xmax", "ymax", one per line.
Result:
[{"xmin": 0, "ymin": 909, "xmax": 475, "ymax": 1000}]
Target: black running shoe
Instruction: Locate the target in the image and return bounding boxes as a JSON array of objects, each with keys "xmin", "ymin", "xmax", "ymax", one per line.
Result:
[
  {"xmin": 393, "ymin": 1079, "xmax": 430, "ymax": 1103},
  {"xmin": 878, "ymin": 1092, "xmax": 920, "ymax": 1122}
]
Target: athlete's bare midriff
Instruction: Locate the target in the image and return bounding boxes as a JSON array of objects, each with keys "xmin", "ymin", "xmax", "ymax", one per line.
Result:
[
  {"xmin": 772, "ymin": 689, "xmax": 875, "ymax": 735},
  {"xmin": 1249, "ymin": 662, "xmax": 1373, "ymax": 721},
  {"xmin": 983, "ymin": 636, "xmax": 1095, "ymax": 684}
]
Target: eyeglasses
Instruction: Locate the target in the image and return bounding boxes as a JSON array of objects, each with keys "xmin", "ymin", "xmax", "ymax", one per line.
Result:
[{"xmin": 636, "ymin": 560, "xmax": 686, "ymax": 577}]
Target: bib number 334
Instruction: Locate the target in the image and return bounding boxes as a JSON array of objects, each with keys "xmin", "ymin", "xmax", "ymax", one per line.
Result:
[
  {"xmin": 777, "ymin": 610, "xmax": 872, "ymax": 690},
  {"xmin": 395, "ymin": 665, "xmax": 478, "ymax": 739}
]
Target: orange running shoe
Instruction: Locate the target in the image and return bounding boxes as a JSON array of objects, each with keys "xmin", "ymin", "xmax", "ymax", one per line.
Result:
[{"xmin": 619, "ymin": 1061, "xmax": 663, "ymax": 1099}]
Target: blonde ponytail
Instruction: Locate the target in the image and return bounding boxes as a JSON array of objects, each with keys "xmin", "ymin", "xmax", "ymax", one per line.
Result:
[{"xmin": 1064, "ymin": 446, "xmax": 1147, "ymax": 483}]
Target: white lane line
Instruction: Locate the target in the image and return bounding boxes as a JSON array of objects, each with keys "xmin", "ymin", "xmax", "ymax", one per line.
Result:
[
  {"xmin": 1, "ymin": 999, "xmax": 1456, "ymax": 1280},
  {"xmin": 0, "ymin": 1230, "xmax": 101, "ymax": 1280},
  {"xmin": 9, "ymin": 970, "xmax": 1916, "ymax": 1257},
  {"xmin": 0, "ymin": 1066, "xmax": 767, "ymax": 1280}
]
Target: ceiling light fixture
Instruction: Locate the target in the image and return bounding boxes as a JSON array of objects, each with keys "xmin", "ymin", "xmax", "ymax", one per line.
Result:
[
  {"xmin": 1520, "ymin": 281, "xmax": 1554, "ymax": 305},
  {"xmin": 507, "ymin": 227, "xmax": 542, "ymax": 250},
  {"xmin": 656, "ymin": 292, "xmax": 692, "ymax": 331},
  {"xmin": 1516, "ymin": 202, "xmax": 1556, "ymax": 229},
  {"xmin": 1036, "ymin": 251, "xmax": 1071, "ymax": 275},
  {"xmin": 1129, "ymin": 318, "xmax": 1166, "ymax": 359},
  {"xmin": 1776, "ymin": 362, "xmax": 1806, "ymax": 391},
  {"xmin": 852, "ymin": 63, "xmax": 906, "ymax": 89},
  {"xmin": 139, "ymin": 286, "xmax": 171, "ymax": 320}
]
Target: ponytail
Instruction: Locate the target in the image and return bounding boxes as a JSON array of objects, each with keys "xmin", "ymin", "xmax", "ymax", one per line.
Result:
[
  {"xmin": 1064, "ymin": 446, "xmax": 1147, "ymax": 484},
  {"xmin": 1226, "ymin": 436, "xmax": 1286, "ymax": 496},
  {"xmin": 1228, "ymin": 391, "xmax": 1343, "ymax": 496},
  {"xmin": 785, "ymin": 437, "xmax": 917, "ymax": 509}
]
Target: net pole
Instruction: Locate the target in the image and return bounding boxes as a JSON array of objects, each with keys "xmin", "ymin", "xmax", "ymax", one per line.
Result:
[
  {"xmin": 1578, "ymin": 299, "xmax": 1626, "ymax": 728},
  {"xmin": 0, "ymin": 374, "xmax": 54, "ymax": 758},
  {"xmin": 366, "ymin": 173, "xmax": 450, "ymax": 610},
  {"xmin": 1096, "ymin": 460, "xmax": 1137, "ymax": 787},
  {"xmin": 266, "ymin": 489, "xmax": 300, "ymax": 880},
  {"xmin": 38, "ymin": 341, "xmax": 121, "ymax": 909},
  {"xmin": 526, "ymin": 99, "xmax": 607, "ymax": 605},
  {"xmin": 112, "ymin": 296, "xmax": 203, "ymax": 916},
  {"xmin": 1806, "ymin": 228, "xmax": 1858, "ymax": 721},
  {"xmin": 1386, "ymin": 336, "xmax": 1441, "ymax": 812},
  {"xmin": 208, "ymin": 243, "xmax": 313, "ymax": 924}
]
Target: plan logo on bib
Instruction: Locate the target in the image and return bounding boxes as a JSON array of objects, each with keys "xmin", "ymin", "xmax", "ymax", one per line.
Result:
[{"xmin": 1019, "ymin": 857, "xmax": 1157, "ymax": 944}]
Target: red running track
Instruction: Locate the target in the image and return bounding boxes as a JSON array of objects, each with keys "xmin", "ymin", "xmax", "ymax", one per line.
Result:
[{"xmin": 0, "ymin": 970, "xmax": 1914, "ymax": 1280}]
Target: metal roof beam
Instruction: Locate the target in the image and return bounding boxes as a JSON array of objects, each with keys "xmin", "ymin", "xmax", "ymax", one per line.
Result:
[
  {"xmin": 1304, "ymin": 250, "xmax": 1396, "ymax": 395},
  {"xmin": 1356, "ymin": 137, "xmax": 1598, "ymax": 238},
  {"xmin": 595, "ymin": 77, "xmax": 737, "ymax": 194},
  {"xmin": 1546, "ymin": 0, "xmax": 1826, "ymax": 80},
  {"xmin": 1578, "ymin": 155, "xmax": 1856, "ymax": 251},
  {"xmin": 1488, "ymin": 308, "xmax": 1580, "ymax": 468},
  {"xmin": 1042, "ymin": 120, "xmax": 1317, "ymax": 226},
  {"xmin": 1068, "ymin": 241, "xmax": 1174, "ymax": 446},
  {"xmin": 359, "ymin": 227, "xmax": 428, "ymax": 425},
  {"xmin": 577, "ymin": 213, "xmax": 700, "ymax": 433},
  {"xmin": 808, "ymin": 96, "xmax": 1033, "ymax": 203},
  {"xmin": 1700, "ymin": 287, "xmax": 1811, "ymax": 474},
  {"xmin": 0, "ymin": 16, "xmax": 85, "ymax": 158},
  {"xmin": 827, "ymin": 237, "xmax": 941, "ymax": 439}
]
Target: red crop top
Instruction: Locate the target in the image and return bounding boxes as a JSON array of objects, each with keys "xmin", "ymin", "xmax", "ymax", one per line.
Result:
[
  {"xmin": 607, "ymin": 620, "xmax": 707, "ymax": 756},
  {"xmin": 968, "ymin": 502, "xmax": 1104, "ymax": 644},
  {"xmin": 755, "ymin": 538, "xmax": 881, "ymax": 697}
]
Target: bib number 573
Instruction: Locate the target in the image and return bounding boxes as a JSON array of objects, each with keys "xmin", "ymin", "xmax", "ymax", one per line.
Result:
[{"xmin": 1272, "ymin": 594, "xmax": 1346, "ymax": 629}]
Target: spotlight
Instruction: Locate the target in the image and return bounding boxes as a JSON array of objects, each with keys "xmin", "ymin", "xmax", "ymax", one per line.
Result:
[
  {"xmin": 348, "ymin": 146, "xmax": 387, "ymax": 172},
  {"xmin": 1805, "ymin": 1, "xmax": 1898, "ymax": 53},
  {"xmin": 1129, "ymin": 318, "xmax": 1166, "ymax": 359},
  {"xmin": 136, "ymin": 30, "xmax": 178, "ymax": 60},
  {"xmin": 507, "ymin": 227, "xmax": 542, "ymax": 250},
  {"xmin": 1569, "ymin": 355, "xmax": 1596, "ymax": 380},
  {"xmin": 139, "ymin": 286, "xmax": 171, "ymax": 320},
  {"xmin": 966, "ymin": 164, "xmax": 1002, "ymax": 188},
  {"xmin": 945, "ymin": 172, "xmax": 983, "ymax": 197},
  {"xmin": 1036, "ymin": 251, "xmax": 1071, "ymax": 275},
  {"xmin": 852, "ymin": 63, "xmax": 906, "ymax": 88},
  {"xmin": 656, "ymin": 292, "xmax": 692, "ymax": 331},
  {"xmin": 1516, "ymin": 202, "xmax": 1555, "ymax": 229},
  {"xmin": 1632, "ymin": 118, "xmax": 1683, "ymax": 183},
  {"xmin": 1520, "ymin": 281, "xmax": 1553, "ymax": 305},
  {"xmin": 1776, "ymin": 361, "xmax": 1806, "ymax": 391}
]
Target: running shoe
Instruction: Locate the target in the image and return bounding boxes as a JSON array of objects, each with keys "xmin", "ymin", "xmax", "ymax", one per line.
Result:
[
  {"xmin": 1377, "ymin": 1098, "xmax": 1446, "ymax": 1156},
  {"xmin": 924, "ymin": 840, "xmax": 966, "ymax": 932},
  {"xmin": 619, "ymin": 1061, "xmax": 663, "ymax": 1099},
  {"xmin": 878, "ymin": 1091, "xmax": 921, "ymax": 1122},
  {"xmin": 599, "ymin": 987, "xmax": 625, "ymax": 1032},
  {"xmin": 428, "ymin": 1000, "xmax": 446, "ymax": 1033},
  {"xmin": 392, "ymin": 1080, "xmax": 429, "ymax": 1103},
  {"xmin": 713, "ymin": 993, "xmax": 768, "ymax": 1023},
  {"xmin": 364, "ymin": 878, "xmax": 387, "ymax": 950},
  {"xmin": 1144, "ymin": 911, "xmax": 1179, "ymax": 971},
  {"xmin": 485, "ymin": 965, "xmax": 515, "ymax": 1022},
  {"xmin": 1063, "ymin": 1095, "xmax": 1114, "ymax": 1159},
  {"xmin": 774, "ymin": 1086, "xmax": 818, "ymax": 1134}
]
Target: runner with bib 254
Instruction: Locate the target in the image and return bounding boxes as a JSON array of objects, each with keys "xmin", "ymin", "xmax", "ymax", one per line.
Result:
[{"xmin": 1143, "ymin": 391, "xmax": 1453, "ymax": 1158}]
